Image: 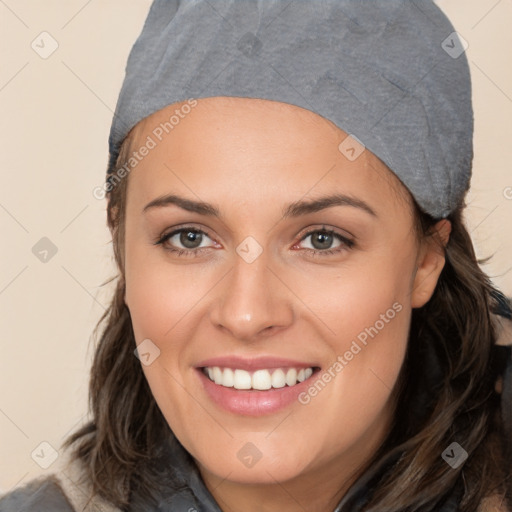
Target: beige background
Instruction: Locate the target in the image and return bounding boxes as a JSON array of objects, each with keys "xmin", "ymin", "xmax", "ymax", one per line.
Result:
[{"xmin": 0, "ymin": 0, "xmax": 511, "ymax": 492}]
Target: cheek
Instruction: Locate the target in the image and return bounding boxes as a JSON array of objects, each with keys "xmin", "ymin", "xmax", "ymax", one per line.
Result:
[
  {"xmin": 124, "ymin": 247, "xmax": 214, "ymax": 441},
  {"xmin": 124, "ymin": 244, "xmax": 217, "ymax": 431},
  {"xmin": 125, "ymin": 243, "xmax": 213, "ymax": 343},
  {"xmin": 304, "ymin": 242, "xmax": 414, "ymax": 352},
  {"xmin": 294, "ymin": 249, "xmax": 413, "ymax": 438}
]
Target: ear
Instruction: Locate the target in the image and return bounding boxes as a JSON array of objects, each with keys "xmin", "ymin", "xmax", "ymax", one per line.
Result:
[{"xmin": 411, "ymin": 219, "xmax": 451, "ymax": 308}]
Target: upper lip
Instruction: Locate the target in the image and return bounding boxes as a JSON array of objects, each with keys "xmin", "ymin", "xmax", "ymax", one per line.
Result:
[{"xmin": 195, "ymin": 356, "xmax": 319, "ymax": 372}]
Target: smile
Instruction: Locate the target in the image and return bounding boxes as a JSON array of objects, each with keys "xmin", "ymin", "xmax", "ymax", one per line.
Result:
[{"xmin": 202, "ymin": 366, "xmax": 315, "ymax": 390}]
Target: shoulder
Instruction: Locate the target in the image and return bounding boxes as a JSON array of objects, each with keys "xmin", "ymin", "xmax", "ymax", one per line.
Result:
[
  {"xmin": 0, "ymin": 450, "xmax": 121, "ymax": 512},
  {"xmin": 494, "ymin": 314, "xmax": 512, "ymax": 347},
  {"xmin": 0, "ymin": 476, "xmax": 74, "ymax": 511},
  {"xmin": 478, "ymin": 494, "xmax": 511, "ymax": 512}
]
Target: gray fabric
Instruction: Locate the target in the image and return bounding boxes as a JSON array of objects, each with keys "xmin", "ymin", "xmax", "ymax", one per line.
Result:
[
  {"xmin": 108, "ymin": 0, "xmax": 473, "ymax": 219},
  {"xmin": 0, "ymin": 477, "xmax": 74, "ymax": 512}
]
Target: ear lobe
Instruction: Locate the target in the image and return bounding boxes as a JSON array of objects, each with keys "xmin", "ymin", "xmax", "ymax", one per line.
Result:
[{"xmin": 411, "ymin": 219, "xmax": 451, "ymax": 308}]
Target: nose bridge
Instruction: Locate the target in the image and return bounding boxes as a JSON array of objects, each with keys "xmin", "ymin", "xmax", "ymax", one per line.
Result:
[{"xmin": 210, "ymin": 249, "xmax": 294, "ymax": 341}]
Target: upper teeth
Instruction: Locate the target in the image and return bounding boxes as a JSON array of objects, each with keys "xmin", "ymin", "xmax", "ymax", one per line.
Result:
[{"xmin": 204, "ymin": 366, "xmax": 314, "ymax": 390}]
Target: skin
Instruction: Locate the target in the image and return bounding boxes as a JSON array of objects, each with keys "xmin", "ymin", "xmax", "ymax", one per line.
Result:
[{"xmin": 121, "ymin": 97, "xmax": 451, "ymax": 512}]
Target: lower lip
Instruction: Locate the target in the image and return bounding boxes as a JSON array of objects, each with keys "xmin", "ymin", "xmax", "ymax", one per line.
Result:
[{"xmin": 196, "ymin": 368, "xmax": 317, "ymax": 416}]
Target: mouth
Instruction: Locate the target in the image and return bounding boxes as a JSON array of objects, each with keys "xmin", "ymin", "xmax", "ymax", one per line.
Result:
[
  {"xmin": 195, "ymin": 356, "xmax": 322, "ymax": 416},
  {"xmin": 201, "ymin": 366, "xmax": 318, "ymax": 390}
]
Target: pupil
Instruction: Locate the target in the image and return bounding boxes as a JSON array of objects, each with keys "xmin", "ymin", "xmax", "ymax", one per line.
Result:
[
  {"xmin": 181, "ymin": 230, "xmax": 202, "ymax": 249},
  {"xmin": 314, "ymin": 232, "xmax": 332, "ymax": 250}
]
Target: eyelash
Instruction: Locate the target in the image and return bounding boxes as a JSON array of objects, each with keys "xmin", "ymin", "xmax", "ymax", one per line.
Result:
[{"xmin": 154, "ymin": 225, "xmax": 355, "ymax": 258}]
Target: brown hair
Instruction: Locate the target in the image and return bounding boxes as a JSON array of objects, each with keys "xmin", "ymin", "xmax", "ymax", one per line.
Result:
[{"xmin": 66, "ymin": 135, "xmax": 512, "ymax": 510}]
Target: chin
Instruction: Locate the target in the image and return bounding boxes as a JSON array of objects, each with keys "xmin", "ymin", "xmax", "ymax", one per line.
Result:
[{"xmin": 197, "ymin": 452, "xmax": 312, "ymax": 485}]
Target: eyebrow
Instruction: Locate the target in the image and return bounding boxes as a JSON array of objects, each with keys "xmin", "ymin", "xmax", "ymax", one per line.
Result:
[
  {"xmin": 142, "ymin": 193, "xmax": 377, "ymax": 218},
  {"xmin": 282, "ymin": 193, "xmax": 377, "ymax": 218}
]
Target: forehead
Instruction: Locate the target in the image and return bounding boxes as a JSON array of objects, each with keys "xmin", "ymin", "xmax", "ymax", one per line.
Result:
[{"xmin": 124, "ymin": 97, "xmax": 412, "ymax": 216}]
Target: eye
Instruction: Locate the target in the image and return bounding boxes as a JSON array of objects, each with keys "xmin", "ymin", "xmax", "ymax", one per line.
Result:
[
  {"xmin": 155, "ymin": 227, "xmax": 217, "ymax": 257},
  {"xmin": 155, "ymin": 225, "xmax": 355, "ymax": 258},
  {"xmin": 295, "ymin": 227, "xmax": 354, "ymax": 256}
]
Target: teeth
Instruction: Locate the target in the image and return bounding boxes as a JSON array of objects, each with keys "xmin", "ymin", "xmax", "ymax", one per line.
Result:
[
  {"xmin": 271, "ymin": 369, "xmax": 286, "ymax": 388},
  {"xmin": 233, "ymin": 369, "xmax": 252, "ymax": 390},
  {"xmin": 223, "ymin": 367, "xmax": 234, "ymax": 387},
  {"xmin": 213, "ymin": 366, "xmax": 223, "ymax": 385},
  {"xmin": 252, "ymin": 369, "xmax": 272, "ymax": 390},
  {"xmin": 203, "ymin": 366, "xmax": 315, "ymax": 390},
  {"xmin": 285, "ymin": 367, "xmax": 297, "ymax": 386}
]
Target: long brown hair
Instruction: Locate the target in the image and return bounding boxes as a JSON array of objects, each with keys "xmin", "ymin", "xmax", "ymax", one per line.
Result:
[{"xmin": 66, "ymin": 135, "xmax": 512, "ymax": 510}]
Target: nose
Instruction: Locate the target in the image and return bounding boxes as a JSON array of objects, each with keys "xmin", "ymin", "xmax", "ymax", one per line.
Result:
[{"xmin": 209, "ymin": 251, "xmax": 295, "ymax": 342}]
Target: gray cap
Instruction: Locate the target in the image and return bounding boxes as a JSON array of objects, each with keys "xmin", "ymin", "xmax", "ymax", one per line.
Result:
[{"xmin": 108, "ymin": 0, "xmax": 473, "ymax": 218}]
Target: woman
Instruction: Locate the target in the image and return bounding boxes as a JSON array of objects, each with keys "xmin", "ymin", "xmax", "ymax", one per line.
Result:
[{"xmin": 1, "ymin": 1, "xmax": 511, "ymax": 511}]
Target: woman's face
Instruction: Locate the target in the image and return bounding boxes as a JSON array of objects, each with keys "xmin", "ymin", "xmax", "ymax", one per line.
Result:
[{"xmin": 122, "ymin": 97, "xmax": 446, "ymax": 499}]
